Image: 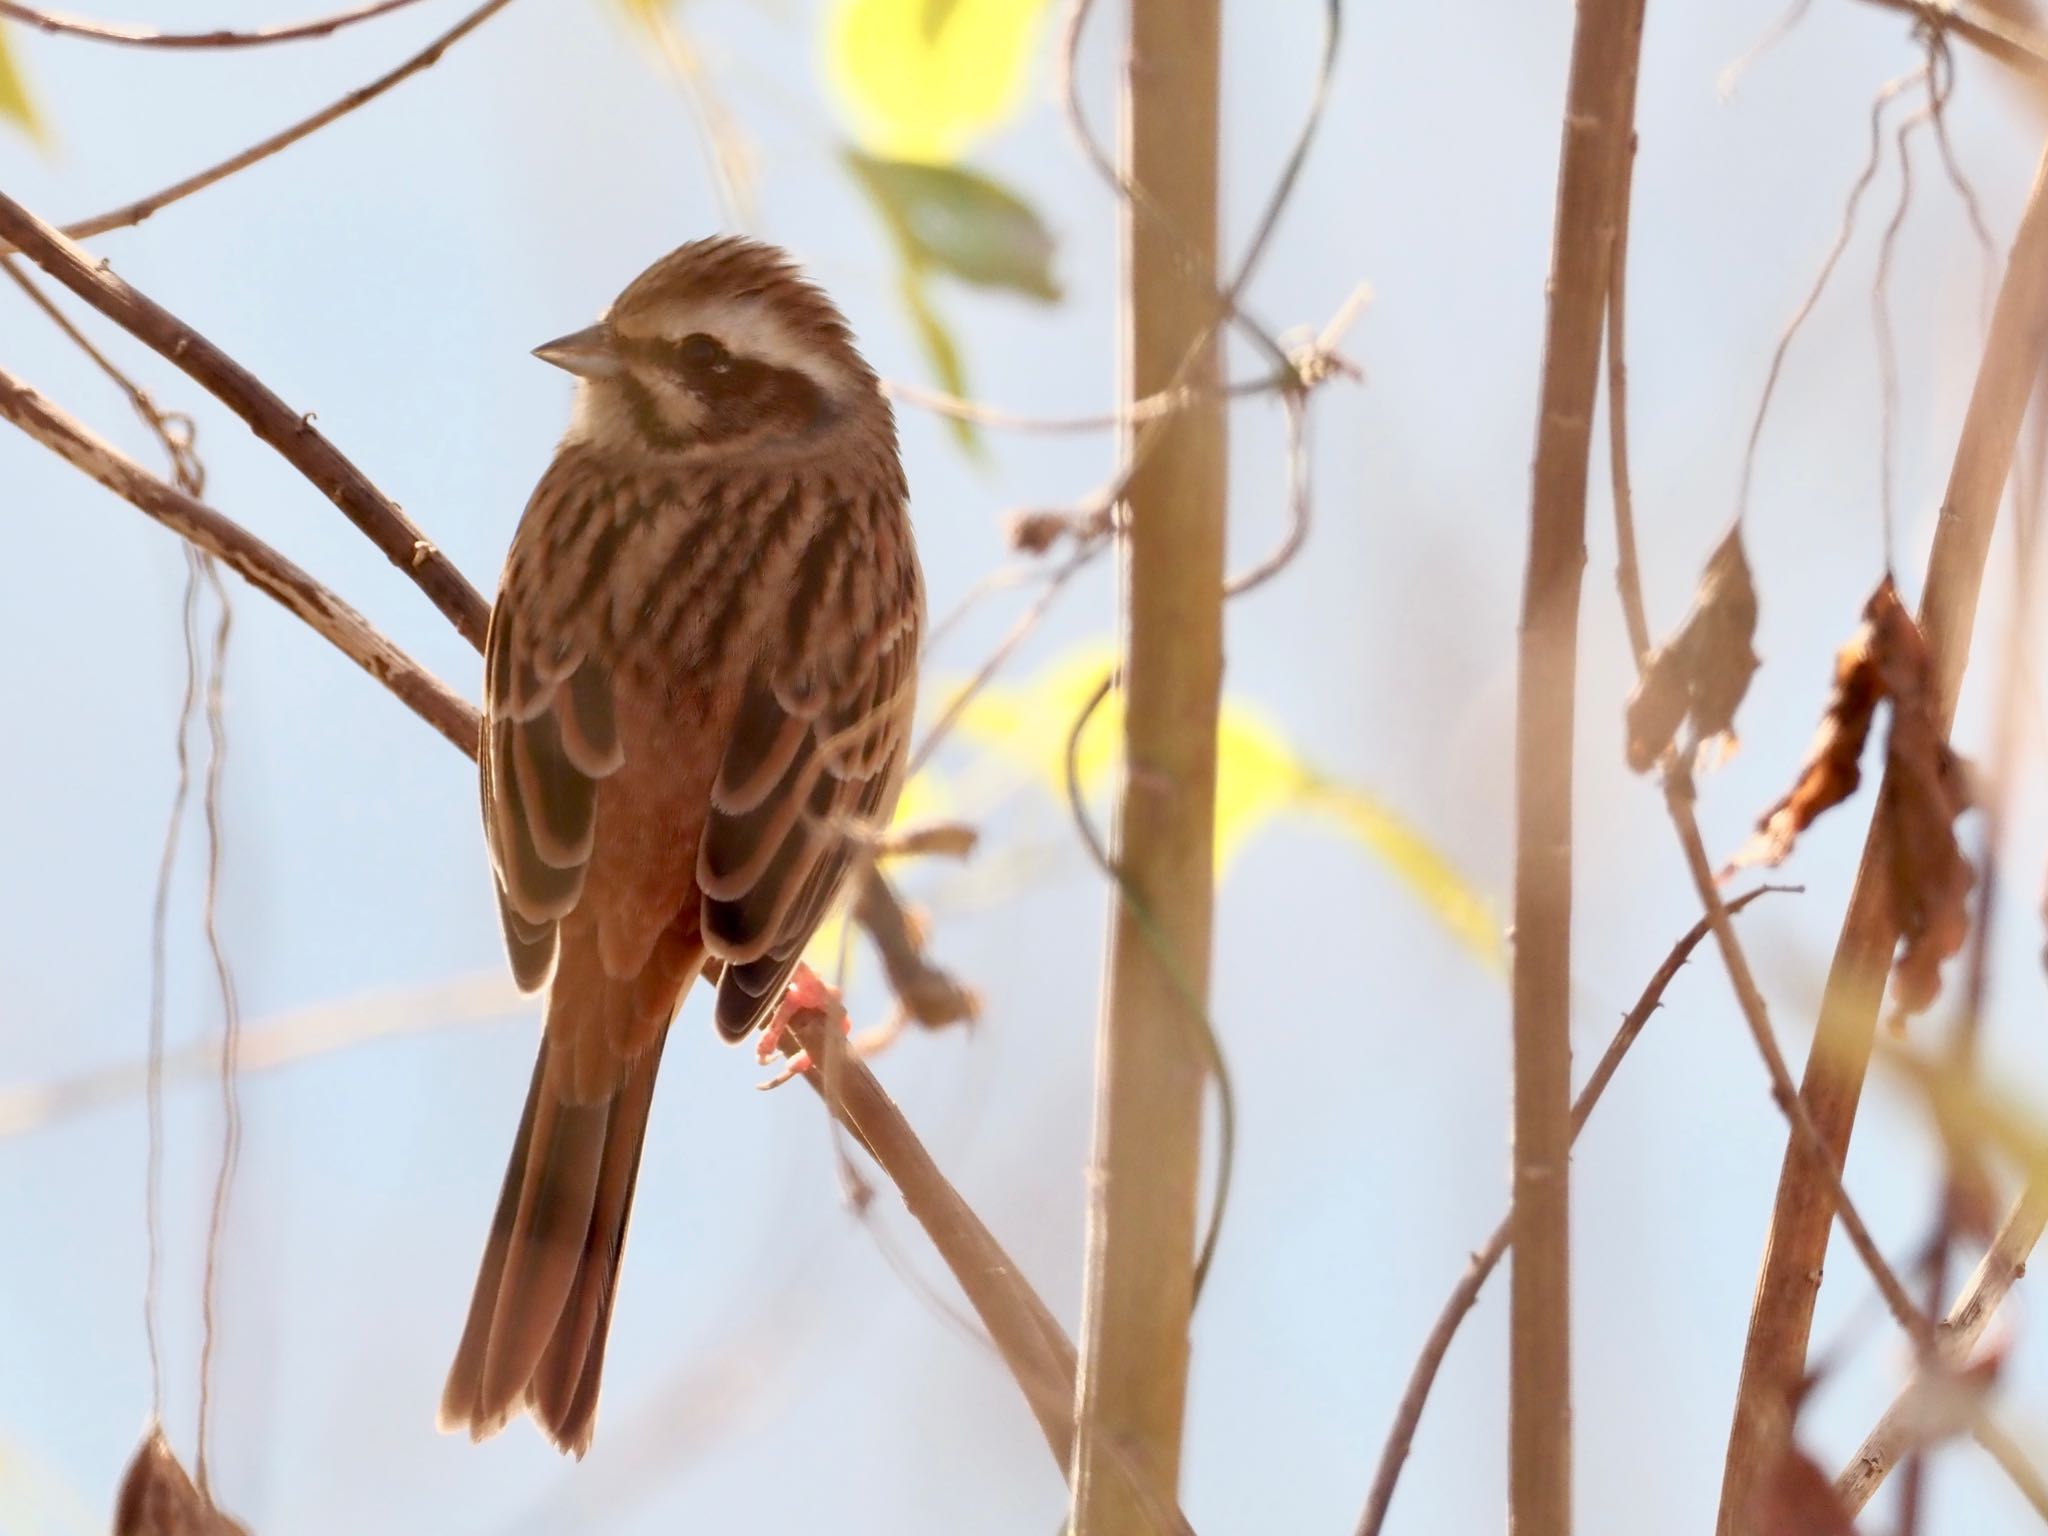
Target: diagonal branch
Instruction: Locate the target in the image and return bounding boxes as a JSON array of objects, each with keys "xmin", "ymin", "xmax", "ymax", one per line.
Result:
[
  {"xmin": 0, "ymin": 0, "xmax": 430, "ymax": 49},
  {"xmin": 1717, "ymin": 133, "xmax": 2048, "ymax": 1532},
  {"xmin": 1837, "ymin": 1175, "xmax": 2048, "ymax": 1512},
  {"xmin": 1355, "ymin": 885, "xmax": 1792, "ymax": 1536},
  {"xmin": 0, "ymin": 366, "xmax": 477, "ymax": 754},
  {"xmin": 19, "ymin": 0, "xmax": 520, "ymax": 249},
  {"xmin": 0, "ymin": 187, "xmax": 492, "ymax": 647}
]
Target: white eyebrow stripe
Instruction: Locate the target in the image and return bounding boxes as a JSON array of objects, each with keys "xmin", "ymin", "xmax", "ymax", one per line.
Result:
[{"xmin": 620, "ymin": 297, "xmax": 847, "ymax": 396}]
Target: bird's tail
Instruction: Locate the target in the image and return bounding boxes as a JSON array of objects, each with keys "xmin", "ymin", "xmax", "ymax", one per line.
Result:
[{"xmin": 438, "ymin": 994, "xmax": 668, "ymax": 1458}]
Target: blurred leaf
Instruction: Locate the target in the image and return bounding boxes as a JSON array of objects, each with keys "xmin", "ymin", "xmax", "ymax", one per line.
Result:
[
  {"xmin": 1725, "ymin": 576, "xmax": 1975, "ymax": 1014},
  {"xmin": 1727, "ymin": 578, "xmax": 1901, "ymax": 873},
  {"xmin": 898, "ymin": 269, "xmax": 979, "ymax": 454},
  {"xmin": 849, "ymin": 150, "xmax": 1060, "ymax": 300},
  {"xmin": 115, "ymin": 1430, "xmax": 250, "ymax": 1536},
  {"xmin": 1625, "ymin": 527, "xmax": 1759, "ymax": 773},
  {"xmin": 1748, "ymin": 1444, "xmax": 1860, "ymax": 1536},
  {"xmin": 826, "ymin": 0, "xmax": 1046, "ymax": 163},
  {"xmin": 0, "ymin": 25, "xmax": 45, "ymax": 146},
  {"xmin": 1885, "ymin": 1037, "xmax": 2048, "ymax": 1192},
  {"xmin": 1295, "ymin": 777, "xmax": 1505, "ymax": 971},
  {"xmin": 1870, "ymin": 589, "xmax": 1975, "ymax": 1016},
  {"xmin": 944, "ymin": 646, "xmax": 1504, "ymax": 969}
]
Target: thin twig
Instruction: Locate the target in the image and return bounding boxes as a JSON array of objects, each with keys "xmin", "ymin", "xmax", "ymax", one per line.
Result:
[
  {"xmin": 0, "ymin": 189, "xmax": 492, "ymax": 647},
  {"xmin": 1354, "ymin": 887, "xmax": 1792, "ymax": 1536},
  {"xmin": 1837, "ymin": 1178, "xmax": 2048, "ymax": 1511},
  {"xmin": 1719, "ymin": 134, "xmax": 2048, "ymax": 1534},
  {"xmin": 1607, "ymin": 122, "xmax": 1651, "ymax": 664},
  {"xmin": 0, "ymin": 368, "xmax": 479, "ymax": 754},
  {"xmin": 190, "ymin": 561, "xmax": 238, "ymax": 1499},
  {"xmin": 1873, "ymin": 91, "xmax": 1933, "ymax": 570},
  {"xmin": 1860, "ymin": 0, "xmax": 2048, "ymax": 80},
  {"xmin": 0, "ymin": 0, "xmax": 428, "ymax": 49},
  {"xmin": 1736, "ymin": 65, "xmax": 1928, "ymax": 524},
  {"xmin": 32, "ymin": 0, "xmax": 518, "ymax": 248},
  {"xmin": 1667, "ymin": 774, "xmax": 1935, "ymax": 1344},
  {"xmin": 2, "ymin": 252, "xmax": 203, "ymax": 1426}
]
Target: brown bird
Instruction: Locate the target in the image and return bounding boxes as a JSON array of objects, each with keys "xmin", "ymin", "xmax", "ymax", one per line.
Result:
[{"xmin": 439, "ymin": 236, "xmax": 923, "ymax": 1456}]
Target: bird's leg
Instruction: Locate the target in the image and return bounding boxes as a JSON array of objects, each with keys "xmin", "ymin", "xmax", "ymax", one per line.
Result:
[{"xmin": 755, "ymin": 963, "xmax": 852, "ymax": 1090}]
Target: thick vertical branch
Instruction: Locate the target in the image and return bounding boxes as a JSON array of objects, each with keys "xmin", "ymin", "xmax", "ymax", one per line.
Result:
[
  {"xmin": 1511, "ymin": 4, "xmax": 1646, "ymax": 1531},
  {"xmin": 1068, "ymin": 0, "xmax": 1225, "ymax": 1529},
  {"xmin": 1717, "ymin": 137, "xmax": 2048, "ymax": 1534}
]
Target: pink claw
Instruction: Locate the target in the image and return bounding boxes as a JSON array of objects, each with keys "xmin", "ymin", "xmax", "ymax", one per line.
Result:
[{"xmin": 755, "ymin": 964, "xmax": 852, "ymax": 1089}]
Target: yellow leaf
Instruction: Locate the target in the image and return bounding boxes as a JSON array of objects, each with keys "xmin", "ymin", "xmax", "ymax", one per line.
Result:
[
  {"xmin": 0, "ymin": 25, "xmax": 46, "ymax": 146},
  {"xmin": 1297, "ymin": 777, "xmax": 1505, "ymax": 971},
  {"xmin": 939, "ymin": 645, "xmax": 1503, "ymax": 968},
  {"xmin": 824, "ymin": 0, "xmax": 1046, "ymax": 163}
]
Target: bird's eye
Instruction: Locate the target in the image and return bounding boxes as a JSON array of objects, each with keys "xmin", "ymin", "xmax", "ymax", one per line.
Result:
[{"xmin": 676, "ymin": 332, "xmax": 729, "ymax": 372}]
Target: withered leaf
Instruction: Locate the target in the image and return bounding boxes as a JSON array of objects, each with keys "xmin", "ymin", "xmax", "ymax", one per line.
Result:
[
  {"xmin": 1871, "ymin": 587, "xmax": 1974, "ymax": 1016},
  {"xmin": 1625, "ymin": 527, "xmax": 1761, "ymax": 772},
  {"xmin": 1725, "ymin": 577, "xmax": 1902, "ymax": 872},
  {"xmin": 1726, "ymin": 576, "xmax": 1975, "ymax": 1011},
  {"xmin": 1748, "ymin": 1444, "xmax": 1861, "ymax": 1536},
  {"xmin": 853, "ymin": 867, "xmax": 979, "ymax": 1030},
  {"xmin": 115, "ymin": 1428, "xmax": 252, "ymax": 1536}
]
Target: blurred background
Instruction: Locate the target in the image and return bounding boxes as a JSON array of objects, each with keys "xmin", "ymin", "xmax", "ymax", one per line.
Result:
[{"xmin": 5, "ymin": 0, "xmax": 2048, "ymax": 1530}]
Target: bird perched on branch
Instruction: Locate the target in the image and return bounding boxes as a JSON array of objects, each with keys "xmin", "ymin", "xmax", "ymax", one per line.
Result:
[{"xmin": 440, "ymin": 236, "xmax": 923, "ymax": 1456}]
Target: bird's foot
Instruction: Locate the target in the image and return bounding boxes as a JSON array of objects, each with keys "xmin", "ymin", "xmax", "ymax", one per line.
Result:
[{"xmin": 755, "ymin": 964, "xmax": 852, "ymax": 1090}]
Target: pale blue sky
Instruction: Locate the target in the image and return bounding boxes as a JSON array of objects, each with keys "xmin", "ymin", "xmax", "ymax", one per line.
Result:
[{"xmin": 4, "ymin": 2, "xmax": 2048, "ymax": 1533}]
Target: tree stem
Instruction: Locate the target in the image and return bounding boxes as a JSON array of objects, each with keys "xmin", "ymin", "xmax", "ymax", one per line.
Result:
[
  {"xmin": 1510, "ymin": 2, "xmax": 1646, "ymax": 1529},
  {"xmin": 1068, "ymin": 0, "xmax": 1226, "ymax": 1528}
]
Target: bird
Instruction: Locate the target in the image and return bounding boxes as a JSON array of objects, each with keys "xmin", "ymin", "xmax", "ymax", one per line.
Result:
[{"xmin": 438, "ymin": 236, "xmax": 923, "ymax": 1457}]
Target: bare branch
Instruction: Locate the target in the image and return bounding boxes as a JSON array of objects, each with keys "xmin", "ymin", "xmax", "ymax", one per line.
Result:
[
  {"xmin": 1719, "ymin": 134, "xmax": 2048, "ymax": 1532},
  {"xmin": 0, "ymin": 367, "xmax": 478, "ymax": 755},
  {"xmin": 1355, "ymin": 886, "xmax": 1793, "ymax": 1536},
  {"xmin": 26, "ymin": 0, "xmax": 518, "ymax": 247},
  {"xmin": 776, "ymin": 1006, "xmax": 1080, "ymax": 1466},
  {"xmin": 1859, "ymin": 0, "xmax": 2048, "ymax": 79},
  {"xmin": 1508, "ymin": 2, "xmax": 1648, "ymax": 1529},
  {"xmin": 0, "ymin": 0, "xmax": 429, "ymax": 49},
  {"xmin": 1837, "ymin": 1179, "xmax": 2048, "ymax": 1511},
  {"xmin": 0, "ymin": 188, "xmax": 492, "ymax": 647}
]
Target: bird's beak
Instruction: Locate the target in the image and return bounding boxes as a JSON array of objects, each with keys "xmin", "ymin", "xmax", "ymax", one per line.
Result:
[{"xmin": 532, "ymin": 322, "xmax": 623, "ymax": 379}]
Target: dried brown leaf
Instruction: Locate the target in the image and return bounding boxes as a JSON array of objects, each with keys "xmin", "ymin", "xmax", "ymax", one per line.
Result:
[
  {"xmin": 1625, "ymin": 527, "xmax": 1761, "ymax": 772},
  {"xmin": 114, "ymin": 1429, "xmax": 250, "ymax": 1536},
  {"xmin": 1871, "ymin": 596, "xmax": 1975, "ymax": 1015},
  {"xmin": 853, "ymin": 868, "xmax": 978, "ymax": 1030},
  {"xmin": 1749, "ymin": 1444, "xmax": 1861, "ymax": 1536},
  {"xmin": 1726, "ymin": 577, "xmax": 1900, "ymax": 872}
]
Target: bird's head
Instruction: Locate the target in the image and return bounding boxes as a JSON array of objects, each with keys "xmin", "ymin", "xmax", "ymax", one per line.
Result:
[{"xmin": 535, "ymin": 236, "xmax": 888, "ymax": 463}]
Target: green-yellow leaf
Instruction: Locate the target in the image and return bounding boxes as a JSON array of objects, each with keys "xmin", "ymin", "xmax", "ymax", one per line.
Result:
[
  {"xmin": 942, "ymin": 646, "xmax": 1504, "ymax": 969},
  {"xmin": 898, "ymin": 268, "xmax": 980, "ymax": 454},
  {"xmin": 826, "ymin": 0, "xmax": 1046, "ymax": 163},
  {"xmin": 0, "ymin": 25, "xmax": 46, "ymax": 146},
  {"xmin": 848, "ymin": 149, "xmax": 1060, "ymax": 300}
]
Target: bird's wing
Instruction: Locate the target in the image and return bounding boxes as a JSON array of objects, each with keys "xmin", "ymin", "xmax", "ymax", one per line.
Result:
[
  {"xmin": 481, "ymin": 581, "xmax": 627, "ymax": 992},
  {"xmin": 696, "ymin": 495, "xmax": 921, "ymax": 1038}
]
